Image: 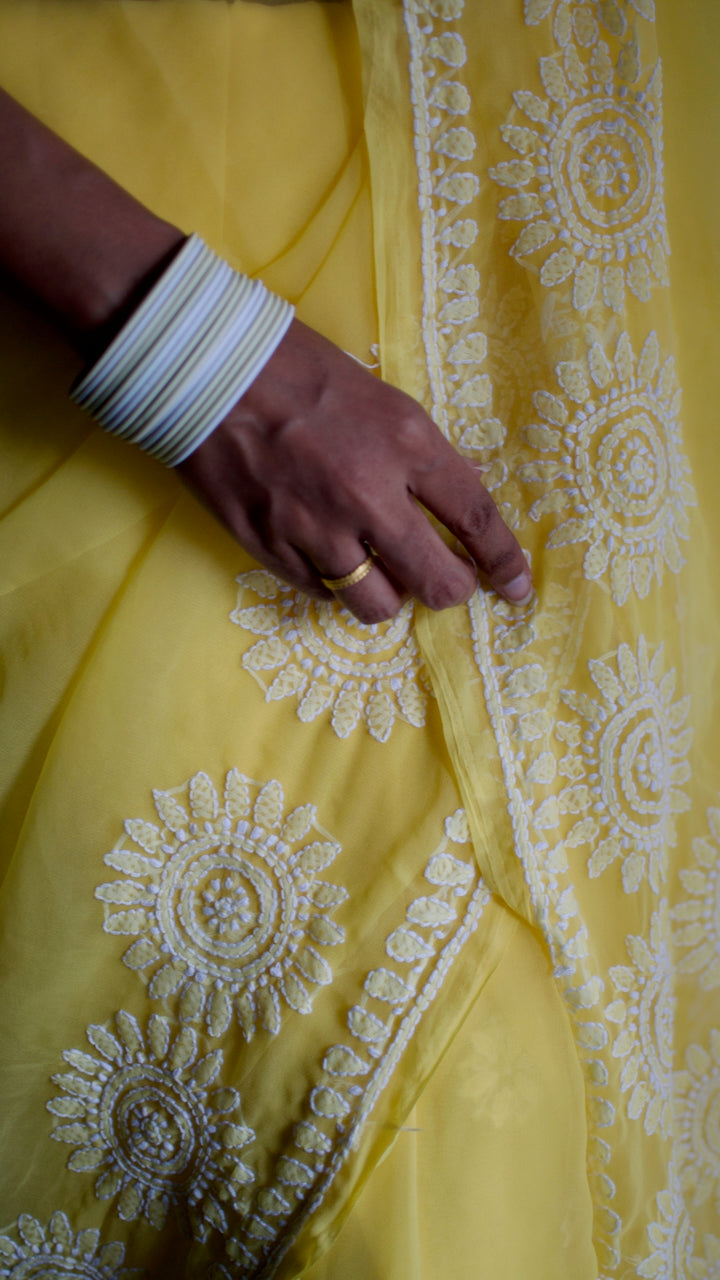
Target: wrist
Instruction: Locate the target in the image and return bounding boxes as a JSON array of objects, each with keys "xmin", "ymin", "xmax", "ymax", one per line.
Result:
[{"xmin": 71, "ymin": 235, "xmax": 294, "ymax": 467}]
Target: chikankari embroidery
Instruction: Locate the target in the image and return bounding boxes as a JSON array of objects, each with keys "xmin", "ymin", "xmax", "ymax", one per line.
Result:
[
  {"xmin": 637, "ymin": 1169, "xmax": 714, "ymax": 1280},
  {"xmin": 455, "ymin": 277, "xmax": 544, "ymax": 518},
  {"xmin": 675, "ymin": 1032, "xmax": 720, "ymax": 1218},
  {"xmin": 95, "ymin": 771, "xmax": 347, "ymax": 1039},
  {"xmin": 672, "ymin": 800, "xmax": 720, "ymax": 990},
  {"xmin": 47, "ymin": 1012, "xmax": 256, "ymax": 1239},
  {"xmin": 403, "ymin": 0, "xmax": 495, "ymax": 456},
  {"xmin": 556, "ymin": 637, "xmax": 691, "ymax": 894},
  {"xmin": 230, "ymin": 571, "xmax": 431, "ymax": 742},
  {"xmin": 215, "ymin": 808, "xmax": 489, "ymax": 1276},
  {"xmin": 524, "ymin": 0, "xmax": 656, "ymax": 46},
  {"xmin": 405, "ymin": 0, "xmax": 688, "ymax": 1271},
  {"xmin": 519, "ymin": 332, "xmax": 696, "ymax": 604},
  {"xmin": 490, "ymin": 22, "xmax": 668, "ymax": 313},
  {"xmin": 604, "ymin": 900, "xmax": 674, "ymax": 1135},
  {"xmin": 0, "ymin": 1213, "xmax": 141, "ymax": 1280}
]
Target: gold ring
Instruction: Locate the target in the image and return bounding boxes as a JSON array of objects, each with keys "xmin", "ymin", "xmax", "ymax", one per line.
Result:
[{"xmin": 320, "ymin": 550, "xmax": 375, "ymax": 592}]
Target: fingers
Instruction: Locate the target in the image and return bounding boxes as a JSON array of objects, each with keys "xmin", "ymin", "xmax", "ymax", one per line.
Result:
[
  {"xmin": 302, "ymin": 535, "xmax": 404, "ymax": 624},
  {"xmin": 367, "ymin": 502, "xmax": 478, "ymax": 612},
  {"xmin": 220, "ymin": 479, "xmax": 526, "ymax": 626},
  {"xmin": 179, "ymin": 350, "xmax": 533, "ymax": 619},
  {"xmin": 413, "ymin": 449, "xmax": 533, "ymax": 605}
]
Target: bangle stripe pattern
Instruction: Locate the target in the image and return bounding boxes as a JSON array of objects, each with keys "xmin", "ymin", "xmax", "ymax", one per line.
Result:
[{"xmin": 70, "ymin": 234, "xmax": 294, "ymax": 467}]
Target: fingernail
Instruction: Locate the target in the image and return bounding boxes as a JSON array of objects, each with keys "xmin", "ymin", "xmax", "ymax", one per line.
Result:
[{"xmin": 501, "ymin": 571, "xmax": 534, "ymax": 605}]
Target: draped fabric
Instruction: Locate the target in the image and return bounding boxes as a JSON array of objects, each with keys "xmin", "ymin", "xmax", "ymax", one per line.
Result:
[{"xmin": 0, "ymin": 3, "xmax": 719, "ymax": 1277}]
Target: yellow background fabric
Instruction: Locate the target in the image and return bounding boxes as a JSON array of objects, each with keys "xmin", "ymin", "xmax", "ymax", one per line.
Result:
[{"xmin": 0, "ymin": 2, "xmax": 718, "ymax": 1278}]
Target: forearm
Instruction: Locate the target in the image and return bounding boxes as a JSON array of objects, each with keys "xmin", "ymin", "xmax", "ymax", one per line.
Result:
[
  {"xmin": 0, "ymin": 86, "xmax": 184, "ymax": 358},
  {"xmin": 0, "ymin": 92, "xmax": 532, "ymax": 622}
]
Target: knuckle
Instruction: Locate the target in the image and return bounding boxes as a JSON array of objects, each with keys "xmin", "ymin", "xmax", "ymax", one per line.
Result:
[
  {"xmin": 454, "ymin": 498, "xmax": 495, "ymax": 545},
  {"xmin": 394, "ymin": 404, "xmax": 431, "ymax": 454}
]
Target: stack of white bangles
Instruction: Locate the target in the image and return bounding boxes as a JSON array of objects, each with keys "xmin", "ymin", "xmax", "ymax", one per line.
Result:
[{"xmin": 70, "ymin": 233, "xmax": 294, "ymax": 467}]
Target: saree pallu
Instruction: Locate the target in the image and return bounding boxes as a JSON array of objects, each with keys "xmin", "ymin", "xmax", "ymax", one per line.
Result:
[{"xmin": 0, "ymin": 2, "xmax": 719, "ymax": 1277}]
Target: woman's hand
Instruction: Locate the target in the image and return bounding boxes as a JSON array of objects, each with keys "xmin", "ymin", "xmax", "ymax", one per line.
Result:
[
  {"xmin": 0, "ymin": 89, "xmax": 532, "ymax": 621},
  {"xmin": 178, "ymin": 319, "xmax": 532, "ymax": 623}
]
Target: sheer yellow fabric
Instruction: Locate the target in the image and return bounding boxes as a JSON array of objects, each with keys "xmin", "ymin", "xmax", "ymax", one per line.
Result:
[{"xmin": 0, "ymin": 2, "xmax": 719, "ymax": 1278}]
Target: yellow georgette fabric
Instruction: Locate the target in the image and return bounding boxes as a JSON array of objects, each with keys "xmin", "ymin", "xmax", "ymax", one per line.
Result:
[{"xmin": 0, "ymin": 3, "xmax": 719, "ymax": 1278}]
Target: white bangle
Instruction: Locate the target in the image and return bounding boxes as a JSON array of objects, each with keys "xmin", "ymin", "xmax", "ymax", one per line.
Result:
[{"xmin": 70, "ymin": 234, "xmax": 294, "ymax": 467}]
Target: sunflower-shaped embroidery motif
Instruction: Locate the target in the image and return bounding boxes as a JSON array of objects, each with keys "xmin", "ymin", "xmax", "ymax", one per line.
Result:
[
  {"xmin": 675, "ymin": 1033, "xmax": 720, "ymax": 1216},
  {"xmin": 96, "ymin": 771, "xmax": 347, "ymax": 1039},
  {"xmin": 518, "ymin": 332, "xmax": 696, "ymax": 604},
  {"xmin": 490, "ymin": 31, "xmax": 667, "ymax": 313},
  {"xmin": 0, "ymin": 1213, "xmax": 140, "ymax": 1280},
  {"xmin": 604, "ymin": 901, "xmax": 674, "ymax": 1136},
  {"xmin": 48, "ymin": 1012, "xmax": 255, "ymax": 1238},
  {"xmin": 230, "ymin": 571, "xmax": 431, "ymax": 742},
  {"xmin": 552, "ymin": 637, "xmax": 691, "ymax": 893},
  {"xmin": 671, "ymin": 802, "xmax": 720, "ymax": 990}
]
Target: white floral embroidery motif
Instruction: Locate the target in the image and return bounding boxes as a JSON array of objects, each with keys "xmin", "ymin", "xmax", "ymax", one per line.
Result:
[
  {"xmin": 604, "ymin": 900, "xmax": 674, "ymax": 1135},
  {"xmin": 407, "ymin": 0, "xmax": 684, "ymax": 1271},
  {"xmin": 490, "ymin": 30, "xmax": 667, "ymax": 313},
  {"xmin": 519, "ymin": 332, "xmax": 695, "ymax": 604},
  {"xmin": 672, "ymin": 802, "xmax": 720, "ymax": 990},
  {"xmin": 216, "ymin": 806, "xmax": 487, "ymax": 1273},
  {"xmin": 691, "ymin": 1236, "xmax": 720, "ymax": 1280},
  {"xmin": 555, "ymin": 637, "xmax": 691, "ymax": 893},
  {"xmin": 230, "ymin": 571, "xmax": 430, "ymax": 742},
  {"xmin": 404, "ymin": 2, "xmax": 505, "ymax": 467},
  {"xmin": 47, "ymin": 1012, "xmax": 255, "ymax": 1238},
  {"xmin": 453, "ymin": 279, "xmax": 545, "ymax": 522},
  {"xmin": 524, "ymin": 0, "xmax": 656, "ymax": 48},
  {"xmin": 675, "ymin": 1032, "xmax": 720, "ymax": 1216},
  {"xmin": 0, "ymin": 1213, "xmax": 140, "ymax": 1280},
  {"xmin": 96, "ymin": 771, "xmax": 346, "ymax": 1039},
  {"xmin": 637, "ymin": 1171, "xmax": 714, "ymax": 1280}
]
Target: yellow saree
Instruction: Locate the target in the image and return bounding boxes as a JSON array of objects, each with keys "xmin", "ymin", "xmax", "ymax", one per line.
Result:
[{"xmin": 0, "ymin": 2, "xmax": 719, "ymax": 1277}]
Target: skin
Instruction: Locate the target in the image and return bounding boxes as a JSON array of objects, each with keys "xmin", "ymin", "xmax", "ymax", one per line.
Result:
[{"xmin": 0, "ymin": 87, "xmax": 533, "ymax": 622}]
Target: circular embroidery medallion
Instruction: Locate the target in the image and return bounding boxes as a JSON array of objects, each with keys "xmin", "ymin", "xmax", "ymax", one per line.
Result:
[
  {"xmin": 0, "ymin": 1214, "xmax": 140, "ymax": 1280},
  {"xmin": 552, "ymin": 637, "xmax": 691, "ymax": 893},
  {"xmin": 491, "ymin": 48, "xmax": 668, "ymax": 312},
  {"xmin": 230, "ymin": 572, "xmax": 430, "ymax": 742},
  {"xmin": 520, "ymin": 333, "xmax": 696, "ymax": 605},
  {"xmin": 48, "ymin": 1012, "xmax": 255, "ymax": 1238},
  {"xmin": 96, "ymin": 771, "xmax": 347, "ymax": 1039}
]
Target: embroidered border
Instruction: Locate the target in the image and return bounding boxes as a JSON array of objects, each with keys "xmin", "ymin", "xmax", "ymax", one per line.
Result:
[{"xmin": 225, "ymin": 815, "xmax": 489, "ymax": 1275}]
